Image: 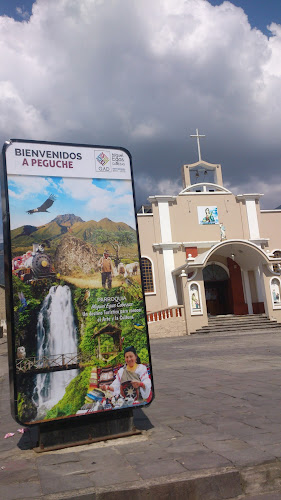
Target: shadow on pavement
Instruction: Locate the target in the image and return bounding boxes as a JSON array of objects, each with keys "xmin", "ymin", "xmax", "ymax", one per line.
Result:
[
  {"xmin": 133, "ymin": 408, "xmax": 154, "ymax": 431},
  {"xmin": 17, "ymin": 426, "xmax": 39, "ymax": 450}
]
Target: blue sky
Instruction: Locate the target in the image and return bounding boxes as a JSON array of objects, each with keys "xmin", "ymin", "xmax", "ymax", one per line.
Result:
[
  {"xmin": 8, "ymin": 176, "xmax": 136, "ymax": 230},
  {"xmin": 208, "ymin": 1, "xmax": 281, "ymax": 35},
  {"xmin": 0, "ymin": 1, "xmax": 33, "ymax": 21},
  {"xmin": 1, "ymin": 1, "xmax": 279, "ymax": 35}
]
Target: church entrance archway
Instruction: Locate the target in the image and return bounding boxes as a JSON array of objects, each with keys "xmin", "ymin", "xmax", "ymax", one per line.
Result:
[{"xmin": 203, "ymin": 263, "xmax": 232, "ymax": 315}]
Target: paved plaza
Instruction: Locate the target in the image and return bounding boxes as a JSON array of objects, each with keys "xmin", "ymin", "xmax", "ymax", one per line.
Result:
[{"xmin": 2, "ymin": 328, "xmax": 281, "ymax": 499}]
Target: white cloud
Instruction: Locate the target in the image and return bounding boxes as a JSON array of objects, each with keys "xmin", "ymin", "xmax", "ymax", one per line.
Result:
[
  {"xmin": 16, "ymin": 7, "xmax": 30, "ymax": 20},
  {"xmin": 62, "ymin": 177, "xmax": 136, "ymax": 226},
  {"xmin": 135, "ymin": 173, "xmax": 182, "ymax": 199},
  {"xmin": 225, "ymin": 176, "xmax": 281, "ymax": 209},
  {"xmin": 0, "ymin": 0, "xmax": 281, "ymax": 208},
  {"xmin": 8, "ymin": 175, "xmax": 55, "ymax": 199}
]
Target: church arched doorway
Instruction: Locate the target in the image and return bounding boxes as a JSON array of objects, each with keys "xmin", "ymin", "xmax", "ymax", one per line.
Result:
[{"xmin": 203, "ymin": 263, "xmax": 232, "ymax": 315}]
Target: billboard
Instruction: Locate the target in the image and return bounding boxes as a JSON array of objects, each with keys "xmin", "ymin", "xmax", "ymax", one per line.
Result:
[{"xmin": 1, "ymin": 140, "xmax": 154, "ymax": 425}]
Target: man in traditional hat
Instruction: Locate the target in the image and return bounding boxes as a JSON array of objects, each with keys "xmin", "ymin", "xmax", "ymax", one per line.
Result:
[{"xmin": 99, "ymin": 249, "xmax": 113, "ymax": 289}]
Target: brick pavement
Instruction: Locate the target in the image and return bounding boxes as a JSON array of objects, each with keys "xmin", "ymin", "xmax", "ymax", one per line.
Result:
[{"xmin": 1, "ymin": 329, "xmax": 281, "ymax": 499}]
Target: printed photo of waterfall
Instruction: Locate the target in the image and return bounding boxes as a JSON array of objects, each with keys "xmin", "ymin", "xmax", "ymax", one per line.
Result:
[{"xmin": 8, "ymin": 173, "xmax": 152, "ymax": 424}]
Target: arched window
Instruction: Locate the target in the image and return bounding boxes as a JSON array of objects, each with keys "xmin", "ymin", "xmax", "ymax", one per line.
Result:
[
  {"xmin": 271, "ymin": 277, "xmax": 281, "ymax": 309},
  {"xmin": 141, "ymin": 257, "xmax": 154, "ymax": 293},
  {"xmin": 189, "ymin": 282, "xmax": 203, "ymax": 315},
  {"xmin": 273, "ymin": 251, "xmax": 281, "ymax": 274}
]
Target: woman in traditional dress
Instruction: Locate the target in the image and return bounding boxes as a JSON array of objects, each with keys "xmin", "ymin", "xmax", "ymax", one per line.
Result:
[{"xmin": 100, "ymin": 346, "xmax": 151, "ymax": 401}]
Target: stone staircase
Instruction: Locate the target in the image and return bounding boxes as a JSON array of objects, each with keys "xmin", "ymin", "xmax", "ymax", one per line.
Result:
[{"xmin": 195, "ymin": 313, "xmax": 281, "ymax": 335}]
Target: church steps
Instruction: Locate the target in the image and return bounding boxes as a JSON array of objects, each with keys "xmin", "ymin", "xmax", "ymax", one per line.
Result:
[
  {"xmin": 197, "ymin": 324, "xmax": 281, "ymax": 334},
  {"xmin": 195, "ymin": 314, "xmax": 281, "ymax": 334}
]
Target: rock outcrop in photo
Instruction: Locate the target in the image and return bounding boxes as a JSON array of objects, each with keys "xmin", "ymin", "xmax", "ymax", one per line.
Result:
[{"xmin": 54, "ymin": 235, "xmax": 99, "ymax": 275}]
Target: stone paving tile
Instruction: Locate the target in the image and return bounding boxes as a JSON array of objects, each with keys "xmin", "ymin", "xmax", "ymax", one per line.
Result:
[
  {"xmin": 176, "ymin": 449, "xmax": 232, "ymax": 471},
  {"xmin": 120, "ymin": 447, "xmax": 169, "ymax": 466},
  {"xmin": 203, "ymin": 438, "xmax": 250, "ymax": 454},
  {"xmin": 79, "ymin": 452, "xmax": 130, "ymax": 473},
  {"xmin": 88, "ymin": 465, "xmax": 139, "ymax": 487},
  {"xmin": 36, "ymin": 451, "xmax": 80, "ymax": 466},
  {"xmin": 168, "ymin": 420, "xmax": 218, "ymax": 436},
  {"xmin": 0, "ymin": 458, "xmax": 38, "ymax": 485},
  {"xmin": 214, "ymin": 446, "xmax": 276, "ymax": 467},
  {"xmin": 0, "ymin": 481, "xmax": 42, "ymax": 500},
  {"xmin": 39, "ymin": 472, "xmax": 94, "ymax": 495},
  {"xmin": 133, "ymin": 458, "xmax": 186, "ymax": 480},
  {"xmin": 193, "ymin": 430, "xmax": 236, "ymax": 442},
  {"xmin": 146, "ymin": 427, "xmax": 183, "ymax": 441},
  {"xmin": 244, "ymin": 433, "xmax": 281, "ymax": 446},
  {"xmin": 156, "ymin": 435, "xmax": 200, "ymax": 448},
  {"xmin": 37, "ymin": 461, "xmax": 88, "ymax": 477},
  {"xmin": 260, "ymin": 443, "xmax": 281, "ymax": 458},
  {"xmin": 115, "ymin": 439, "xmax": 161, "ymax": 455},
  {"xmin": 216, "ymin": 421, "xmax": 271, "ymax": 439}
]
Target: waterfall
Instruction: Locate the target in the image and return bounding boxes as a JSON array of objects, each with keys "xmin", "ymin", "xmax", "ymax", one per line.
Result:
[{"xmin": 33, "ymin": 285, "xmax": 78, "ymax": 419}]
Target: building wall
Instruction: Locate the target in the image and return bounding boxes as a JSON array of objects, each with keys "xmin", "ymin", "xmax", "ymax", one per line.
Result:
[
  {"xmin": 138, "ymin": 168, "xmax": 281, "ymax": 329},
  {"xmin": 169, "ymin": 193, "xmax": 250, "ymax": 243},
  {"xmin": 137, "ymin": 214, "xmax": 167, "ymax": 311},
  {"xmin": 259, "ymin": 211, "xmax": 281, "ymax": 250},
  {"xmin": 263, "ymin": 266, "xmax": 281, "ymax": 323}
]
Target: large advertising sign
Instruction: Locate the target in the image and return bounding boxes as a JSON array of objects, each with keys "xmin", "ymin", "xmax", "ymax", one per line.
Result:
[{"xmin": 1, "ymin": 139, "xmax": 154, "ymax": 425}]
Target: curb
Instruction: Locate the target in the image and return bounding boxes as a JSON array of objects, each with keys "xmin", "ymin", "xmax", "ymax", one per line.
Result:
[
  {"xmin": 17, "ymin": 461, "xmax": 281, "ymax": 500},
  {"xmin": 20, "ymin": 468, "xmax": 243, "ymax": 500}
]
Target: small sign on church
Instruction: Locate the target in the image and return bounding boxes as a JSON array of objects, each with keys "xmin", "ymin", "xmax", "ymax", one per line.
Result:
[{"xmin": 197, "ymin": 206, "xmax": 219, "ymax": 225}]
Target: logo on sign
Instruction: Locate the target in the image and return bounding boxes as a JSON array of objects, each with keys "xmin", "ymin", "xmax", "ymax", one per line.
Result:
[
  {"xmin": 97, "ymin": 152, "xmax": 109, "ymax": 166},
  {"xmin": 95, "ymin": 151, "xmax": 111, "ymax": 172}
]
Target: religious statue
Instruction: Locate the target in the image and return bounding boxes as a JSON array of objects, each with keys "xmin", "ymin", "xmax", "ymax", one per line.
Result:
[{"xmin": 220, "ymin": 223, "xmax": 226, "ymax": 241}]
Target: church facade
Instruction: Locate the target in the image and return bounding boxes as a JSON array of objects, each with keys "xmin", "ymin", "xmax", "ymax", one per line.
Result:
[{"xmin": 138, "ymin": 132, "xmax": 281, "ymax": 333}]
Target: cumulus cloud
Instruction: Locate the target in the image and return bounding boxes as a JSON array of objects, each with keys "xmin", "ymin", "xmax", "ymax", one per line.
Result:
[
  {"xmin": 8, "ymin": 175, "xmax": 56, "ymax": 199},
  {"xmin": 0, "ymin": 0, "xmax": 281, "ymax": 208},
  {"xmin": 135, "ymin": 173, "xmax": 183, "ymax": 201},
  {"xmin": 225, "ymin": 176, "xmax": 281, "ymax": 210},
  {"xmin": 62, "ymin": 178, "xmax": 136, "ymax": 227}
]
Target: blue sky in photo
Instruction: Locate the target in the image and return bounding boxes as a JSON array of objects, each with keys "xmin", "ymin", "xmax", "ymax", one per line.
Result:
[{"xmin": 7, "ymin": 176, "xmax": 136, "ymax": 231}]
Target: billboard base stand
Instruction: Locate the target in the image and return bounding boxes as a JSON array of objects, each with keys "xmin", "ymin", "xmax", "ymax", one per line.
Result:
[{"xmin": 33, "ymin": 408, "xmax": 141, "ymax": 453}]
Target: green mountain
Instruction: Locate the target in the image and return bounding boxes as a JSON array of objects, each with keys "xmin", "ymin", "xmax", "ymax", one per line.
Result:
[{"xmin": 11, "ymin": 215, "xmax": 137, "ymax": 259}]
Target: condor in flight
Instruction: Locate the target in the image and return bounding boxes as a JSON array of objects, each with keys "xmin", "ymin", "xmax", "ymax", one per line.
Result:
[{"xmin": 27, "ymin": 194, "xmax": 56, "ymax": 214}]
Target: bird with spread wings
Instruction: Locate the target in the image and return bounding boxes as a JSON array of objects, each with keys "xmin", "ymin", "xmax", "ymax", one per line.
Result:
[{"xmin": 27, "ymin": 194, "xmax": 56, "ymax": 214}]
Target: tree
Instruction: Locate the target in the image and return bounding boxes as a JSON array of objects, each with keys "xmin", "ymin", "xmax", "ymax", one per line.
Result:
[{"xmin": 93, "ymin": 230, "xmax": 136, "ymax": 265}]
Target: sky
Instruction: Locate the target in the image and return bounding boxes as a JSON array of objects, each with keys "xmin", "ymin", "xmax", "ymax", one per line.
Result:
[
  {"xmin": 8, "ymin": 176, "xmax": 136, "ymax": 230},
  {"xmin": 0, "ymin": 0, "xmax": 281, "ymax": 233}
]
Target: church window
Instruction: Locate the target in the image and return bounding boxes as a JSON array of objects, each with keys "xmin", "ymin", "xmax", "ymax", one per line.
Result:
[
  {"xmin": 189, "ymin": 282, "xmax": 203, "ymax": 315},
  {"xmin": 270, "ymin": 278, "xmax": 281, "ymax": 309},
  {"xmin": 141, "ymin": 257, "xmax": 154, "ymax": 293},
  {"xmin": 272, "ymin": 251, "xmax": 281, "ymax": 274}
]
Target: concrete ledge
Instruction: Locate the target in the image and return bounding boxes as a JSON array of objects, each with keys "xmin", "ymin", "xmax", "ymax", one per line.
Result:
[
  {"xmin": 36, "ymin": 468, "xmax": 242, "ymax": 500},
  {"xmin": 241, "ymin": 462, "xmax": 281, "ymax": 497},
  {"xmin": 148, "ymin": 317, "xmax": 186, "ymax": 338}
]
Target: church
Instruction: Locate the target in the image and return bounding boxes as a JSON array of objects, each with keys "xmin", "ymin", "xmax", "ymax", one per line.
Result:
[{"xmin": 137, "ymin": 130, "xmax": 281, "ymax": 334}]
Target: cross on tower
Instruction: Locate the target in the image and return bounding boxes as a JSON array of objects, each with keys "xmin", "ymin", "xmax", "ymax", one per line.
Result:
[{"xmin": 190, "ymin": 128, "xmax": 205, "ymax": 162}]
